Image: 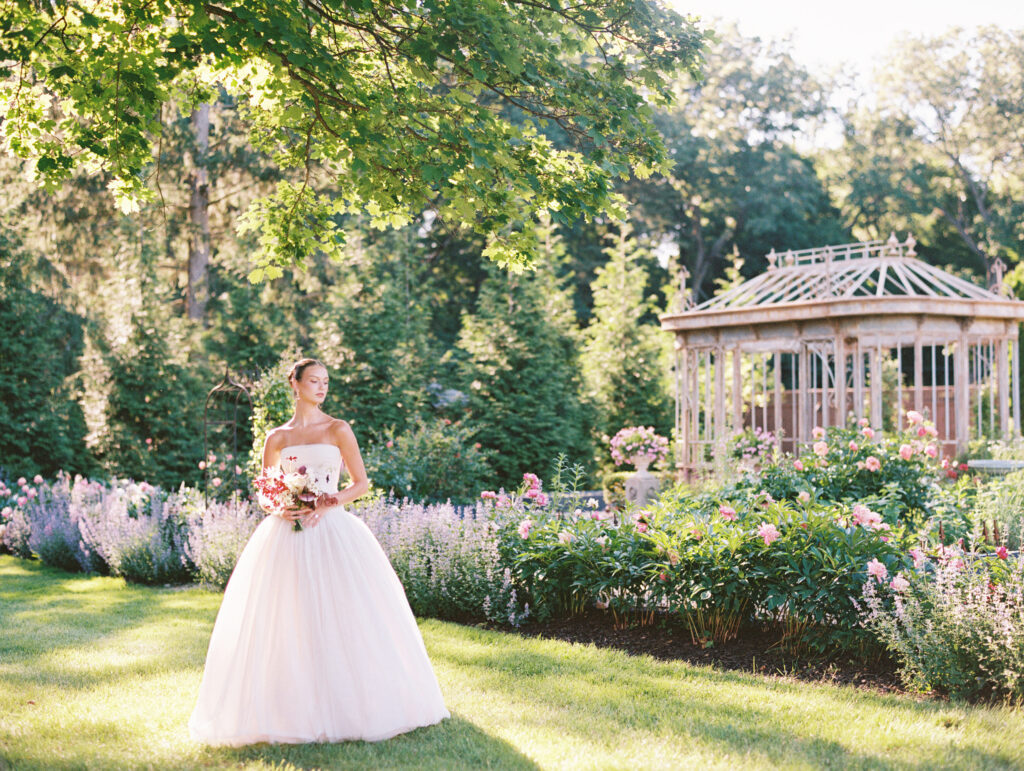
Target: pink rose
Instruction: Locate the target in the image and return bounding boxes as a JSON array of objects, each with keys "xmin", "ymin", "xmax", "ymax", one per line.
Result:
[
  {"xmin": 925, "ymin": 444, "xmax": 938, "ymax": 458},
  {"xmin": 719, "ymin": 505, "xmax": 737, "ymax": 521},
  {"xmin": 925, "ymin": 425, "xmax": 938, "ymax": 437},
  {"xmin": 917, "ymin": 427, "xmax": 927, "ymax": 438},
  {"xmin": 757, "ymin": 522, "xmax": 781, "ymax": 545},
  {"xmin": 906, "ymin": 410, "xmax": 923, "ymax": 425},
  {"xmin": 385, "ymin": 440, "xmax": 393, "ymax": 448},
  {"xmin": 558, "ymin": 531, "xmax": 574, "ymax": 544},
  {"xmin": 865, "ymin": 456, "xmax": 881, "ymax": 472},
  {"xmin": 212, "ymin": 477, "xmax": 222, "ymax": 487},
  {"xmin": 636, "ymin": 522, "xmax": 648, "ymax": 534},
  {"xmin": 198, "ymin": 461, "xmax": 206, "ymax": 470},
  {"xmin": 480, "ymin": 491, "xmax": 497, "ymax": 500},
  {"xmin": 797, "ymin": 491, "xmax": 810, "ymax": 503},
  {"xmin": 861, "ymin": 427, "xmax": 875, "ymax": 439},
  {"xmin": 898, "ymin": 444, "xmax": 914, "ymax": 461},
  {"xmin": 858, "ymin": 418, "xmax": 870, "ymax": 427},
  {"xmin": 866, "ymin": 558, "xmax": 888, "ymax": 581},
  {"xmin": 793, "ymin": 459, "xmax": 804, "ymax": 472},
  {"xmin": 16, "ymin": 477, "xmax": 26, "ymax": 486},
  {"xmin": 813, "ymin": 441, "xmax": 828, "ymax": 457},
  {"xmin": 16, "ymin": 496, "xmax": 27, "ymax": 506},
  {"xmin": 33, "ymin": 474, "xmax": 43, "ymax": 484},
  {"xmin": 812, "ymin": 426, "xmax": 826, "ymax": 439},
  {"xmin": 848, "ymin": 441, "xmax": 859, "ymax": 452},
  {"xmin": 997, "ymin": 546, "xmax": 1009, "ymax": 560},
  {"xmin": 27, "ymin": 489, "xmax": 36, "ymax": 499}
]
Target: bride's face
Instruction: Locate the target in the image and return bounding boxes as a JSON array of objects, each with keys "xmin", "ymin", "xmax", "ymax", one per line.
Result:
[{"xmin": 293, "ymin": 365, "xmax": 329, "ymax": 405}]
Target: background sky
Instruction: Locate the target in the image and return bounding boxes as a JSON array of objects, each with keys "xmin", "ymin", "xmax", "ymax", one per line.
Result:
[{"xmin": 669, "ymin": 0, "xmax": 1024, "ymax": 80}]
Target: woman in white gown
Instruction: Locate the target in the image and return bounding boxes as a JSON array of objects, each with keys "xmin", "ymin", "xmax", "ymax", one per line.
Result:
[{"xmin": 189, "ymin": 358, "xmax": 450, "ymax": 746}]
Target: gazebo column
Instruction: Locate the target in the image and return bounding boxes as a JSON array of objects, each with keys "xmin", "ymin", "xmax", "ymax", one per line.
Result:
[
  {"xmin": 798, "ymin": 347, "xmax": 810, "ymax": 442},
  {"xmin": 675, "ymin": 337, "xmax": 688, "ymax": 476},
  {"xmin": 913, "ymin": 330, "xmax": 924, "ymax": 414},
  {"xmin": 870, "ymin": 343, "xmax": 883, "ymax": 430},
  {"xmin": 998, "ymin": 336, "xmax": 1010, "ymax": 438},
  {"xmin": 853, "ymin": 340, "xmax": 864, "ymax": 421},
  {"xmin": 732, "ymin": 348, "xmax": 743, "ymax": 431},
  {"xmin": 714, "ymin": 346, "xmax": 726, "ymax": 472},
  {"xmin": 773, "ymin": 352, "xmax": 783, "ymax": 452},
  {"xmin": 836, "ymin": 335, "xmax": 847, "ymax": 428},
  {"xmin": 955, "ymin": 327, "xmax": 969, "ymax": 454},
  {"xmin": 1014, "ymin": 331, "xmax": 1023, "ymax": 438}
]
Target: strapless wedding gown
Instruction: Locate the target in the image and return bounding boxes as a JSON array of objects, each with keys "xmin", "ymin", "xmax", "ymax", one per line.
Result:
[{"xmin": 189, "ymin": 443, "xmax": 450, "ymax": 746}]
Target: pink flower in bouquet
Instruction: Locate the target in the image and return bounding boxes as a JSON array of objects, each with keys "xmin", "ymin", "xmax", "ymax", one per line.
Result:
[
  {"xmin": 866, "ymin": 558, "xmax": 888, "ymax": 581},
  {"xmin": 757, "ymin": 522, "xmax": 781, "ymax": 545},
  {"xmin": 719, "ymin": 505, "xmax": 737, "ymax": 521},
  {"xmin": 898, "ymin": 444, "xmax": 914, "ymax": 461},
  {"xmin": 906, "ymin": 410, "xmax": 923, "ymax": 425},
  {"xmin": 812, "ymin": 426, "xmax": 826, "ymax": 439},
  {"xmin": 848, "ymin": 441, "xmax": 859, "ymax": 452},
  {"xmin": 813, "ymin": 441, "xmax": 828, "ymax": 457},
  {"xmin": 861, "ymin": 427, "xmax": 875, "ymax": 439},
  {"xmin": 997, "ymin": 546, "xmax": 1009, "ymax": 560},
  {"xmin": 797, "ymin": 491, "xmax": 810, "ymax": 503},
  {"xmin": 517, "ymin": 519, "xmax": 534, "ymax": 539},
  {"xmin": 793, "ymin": 459, "xmax": 804, "ymax": 472},
  {"xmin": 890, "ymin": 574, "xmax": 910, "ymax": 592},
  {"xmin": 925, "ymin": 444, "xmax": 938, "ymax": 458},
  {"xmin": 865, "ymin": 456, "xmax": 881, "ymax": 472}
]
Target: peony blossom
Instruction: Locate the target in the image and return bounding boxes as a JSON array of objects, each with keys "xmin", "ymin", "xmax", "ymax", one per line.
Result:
[
  {"xmin": 812, "ymin": 426, "xmax": 826, "ymax": 439},
  {"xmin": 797, "ymin": 491, "xmax": 810, "ymax": 503},
  {"xmin": 890, "ymin": 574, "xmax": 910, "ymax": 592},
  {"xmin": 757, "ymin": 522, "xmax": 781, "ymax": 545},
  {"xmin": 866, "ymin": 558, "xmax": 888, "ymax": 581},
  {"xmin": 865, "ymin": 456, "xmax": 881, "ymax": 472},
  {"xmin": 898, "ymin": 444, "xmax": 914, "ymax": 461},
  {"xmin": 861, "ymin": 427, "xmax": 875, "ymax": 439},
  {"xmin": 719, "ymin": 505, "xmax": 737, "ymax": 521},
  {"xmin": 813, "ymin": 441, "xmax": 828, "ymax": 457},
  {"xmin": 793, "ymin": 459, "xmax": 804, "ymax": 472},
  {"xmin": 906, "ymin": 410, "xmax": 923, "ymax": 425}
]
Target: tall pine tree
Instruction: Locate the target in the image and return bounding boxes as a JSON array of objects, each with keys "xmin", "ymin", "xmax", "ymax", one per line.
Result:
[
  {"xmin": 457, "ymin": 220, "xmax": 595, "ymax": 490},
  {"xmin": 582, "ymin": 226, "xmax": 673, "ymax": 468}
]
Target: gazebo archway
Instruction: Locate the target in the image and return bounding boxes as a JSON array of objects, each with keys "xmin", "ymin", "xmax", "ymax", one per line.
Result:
[{"xmin": 660, "ymin": 235, "xmax": 1024, "ymax": 477}]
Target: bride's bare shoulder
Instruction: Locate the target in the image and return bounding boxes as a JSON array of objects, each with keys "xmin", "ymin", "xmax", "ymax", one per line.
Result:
[
  {"xmin": 263, "ymin": 426, "xmax": 291, "ymax": 448},
  {"xmin": 325, "ymin": 417, "xmax": 355, "ymax": 440}
]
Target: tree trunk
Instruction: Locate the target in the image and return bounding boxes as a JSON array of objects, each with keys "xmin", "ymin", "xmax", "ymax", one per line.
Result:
[{"xmin": 187, "ymin": 103, "xmax": 211, "ymax": 322}]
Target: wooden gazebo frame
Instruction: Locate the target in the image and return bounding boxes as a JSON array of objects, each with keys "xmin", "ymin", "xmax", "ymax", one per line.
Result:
[{"xmin": 660, "ymin": 234, "xmax": 1024, "ymax": 476}]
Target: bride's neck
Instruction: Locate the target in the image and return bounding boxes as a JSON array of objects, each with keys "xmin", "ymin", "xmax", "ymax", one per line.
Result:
[{"xmin": 290, "ymin": 401, "xmax": 325, "ymax": 427}]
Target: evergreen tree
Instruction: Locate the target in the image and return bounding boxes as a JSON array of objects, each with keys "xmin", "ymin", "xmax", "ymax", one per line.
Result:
[
  {"xmin": 456, "ymin": 227, "xmax": 595, "ymax": 491},
  {"xmin": 582, "ymin": 226, "xmax": 673, "ymax": 467}
]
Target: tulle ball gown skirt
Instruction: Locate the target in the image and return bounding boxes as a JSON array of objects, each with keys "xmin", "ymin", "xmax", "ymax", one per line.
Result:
[{"xmin": 189, "ymin": 506, "xmax": 450, "ymax": 746}]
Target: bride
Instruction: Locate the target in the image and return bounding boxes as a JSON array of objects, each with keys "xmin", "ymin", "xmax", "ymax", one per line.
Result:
[{"xmin": 189, "ymin": 358, "xmax": 450, "ymax": 745}]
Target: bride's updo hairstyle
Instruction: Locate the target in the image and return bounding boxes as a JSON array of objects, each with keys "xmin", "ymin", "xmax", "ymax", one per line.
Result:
[{"xmin": 287, "ymin": 358, "xmax": 327, "ymax": 395}]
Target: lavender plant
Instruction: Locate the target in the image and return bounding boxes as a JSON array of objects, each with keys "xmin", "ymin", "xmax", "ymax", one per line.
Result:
[
  {"xmin": 183, "ymin": 495, "xmax": 263, "ymax": 588},
  {"xmin": 861, "ymin": 546, "xmax": 1024, "ymax": 701},
  {"xmin": 352, "ymin": 497, "xmax": 528, "ymax": 626}
]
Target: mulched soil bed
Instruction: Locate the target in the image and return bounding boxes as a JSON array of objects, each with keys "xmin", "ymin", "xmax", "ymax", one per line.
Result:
[{"xmin": 508, "ymin": 609, "xmax": 910, "ymax": 696}]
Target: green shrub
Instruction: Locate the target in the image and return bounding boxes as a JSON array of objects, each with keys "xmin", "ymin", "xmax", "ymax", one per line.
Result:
[
  {"xmin": 971, "ymin": 469, "xmax": 1024, "ymax": 549},
  {"xmin": 363, "ymin": 416, "xmax": 492, "ymax": 504}
]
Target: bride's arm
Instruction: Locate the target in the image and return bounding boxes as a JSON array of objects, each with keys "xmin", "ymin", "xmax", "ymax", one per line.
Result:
[
  {"xmin": 326, "ymin": 419, "xmax": 369, "ymax": 507},
  {"xmin": 261, "ymin": 430, "xmax": 283, "ymax": 471}
]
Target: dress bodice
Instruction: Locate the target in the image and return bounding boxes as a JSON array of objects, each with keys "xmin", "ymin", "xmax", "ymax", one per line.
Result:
[{"xmin": 280, "ymin": 443, "xmax": 343, "ymax": 495}]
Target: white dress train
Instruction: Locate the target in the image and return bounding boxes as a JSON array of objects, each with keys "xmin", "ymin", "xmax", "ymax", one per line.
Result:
[{"xmin": 189, "ymin": 443, "xmax": 450, "ymax": 745}]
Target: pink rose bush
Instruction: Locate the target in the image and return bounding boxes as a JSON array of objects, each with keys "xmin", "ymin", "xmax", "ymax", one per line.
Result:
[{"xmin": 609, "ymin": 426, "xmax": 669, "ymax": 468}]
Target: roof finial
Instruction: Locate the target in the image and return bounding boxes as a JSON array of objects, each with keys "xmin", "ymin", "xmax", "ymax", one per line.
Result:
[
  {"xmin": 767, "ymin": 248, "xmax": 777, "ymax": 271},
  {"xmin": 905, "ymin": 233, "xmax": 917, "ymax": 258},
  {"xmin": 990, "ymin": 257, "xmax": 1008, "ymax": 296},
  {"xmin": 886, "ymin": 232, "xmax": 900, "ymax": 256}
]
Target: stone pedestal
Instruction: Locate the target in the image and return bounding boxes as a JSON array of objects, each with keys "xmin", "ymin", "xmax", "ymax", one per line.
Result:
[{"xmin": 625, "ymin": 461, "xmax": 660, "ymax": 507}]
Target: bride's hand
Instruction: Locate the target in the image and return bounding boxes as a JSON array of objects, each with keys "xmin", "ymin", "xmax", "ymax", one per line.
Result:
[
  {"xmin": 281, "ymin": 505, "xmax": 313, "ymax": 522},
  {"xmin": 302, "ymin": 495, "xmax": 339, "ymax": 528}
]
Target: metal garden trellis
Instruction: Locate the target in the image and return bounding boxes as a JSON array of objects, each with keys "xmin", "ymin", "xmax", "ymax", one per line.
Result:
[
  {"xmin": 660, "ymin": 234, "xmax": 1024, "ymax": 479},
  {"xmin": 203, "ymin": 367, "xmax": 253, "ymax": 505}
]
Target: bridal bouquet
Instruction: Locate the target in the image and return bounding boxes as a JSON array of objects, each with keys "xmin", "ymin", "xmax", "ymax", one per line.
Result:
[{"xmin": 253, "ymin": 466, "xmax": 317, "ymax": 531}]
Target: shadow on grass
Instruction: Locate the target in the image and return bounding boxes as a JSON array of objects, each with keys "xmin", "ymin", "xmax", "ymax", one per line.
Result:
[{"xmin": 428, "ymin": 622, "xmax": 1023, "ymax": 770}]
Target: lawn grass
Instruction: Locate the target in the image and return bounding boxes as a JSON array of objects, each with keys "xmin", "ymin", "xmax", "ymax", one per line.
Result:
[{"xmin": 2, "ymin": 554, "xmax": 1024, "ymax": 770}]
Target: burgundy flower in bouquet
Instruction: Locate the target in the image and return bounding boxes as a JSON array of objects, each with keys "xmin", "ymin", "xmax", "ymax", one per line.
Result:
[{"xmin": 253, "ymin": 465, "xmax": 317, "ymax": 531}]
